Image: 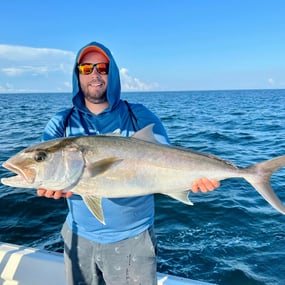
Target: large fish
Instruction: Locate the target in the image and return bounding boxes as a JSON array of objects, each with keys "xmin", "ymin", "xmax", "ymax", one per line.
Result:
[{"xmin": 2, "ymin": 125, "xmax": 285, "ymax": 224}]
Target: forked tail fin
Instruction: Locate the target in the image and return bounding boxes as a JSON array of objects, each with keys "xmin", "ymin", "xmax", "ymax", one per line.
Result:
[{"xmin": 245, "ymin": 155, "xmax": 285, "ymax": 214}]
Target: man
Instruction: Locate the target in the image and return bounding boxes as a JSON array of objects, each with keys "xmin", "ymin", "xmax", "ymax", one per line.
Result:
[{"xmin": 38, "ymin": 41, "xmax": 219, "ymax": 285}]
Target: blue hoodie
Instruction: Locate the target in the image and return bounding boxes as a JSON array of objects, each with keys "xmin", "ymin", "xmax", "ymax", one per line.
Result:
[{"xmin": 42, "ymin": 41, "xmax": 169, "ymax": 243}]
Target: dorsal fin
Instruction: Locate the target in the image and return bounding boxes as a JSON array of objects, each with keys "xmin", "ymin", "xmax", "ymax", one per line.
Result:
[{"xmin": 132, "ymin": 124, "xmax": 160, "ymax": 144}]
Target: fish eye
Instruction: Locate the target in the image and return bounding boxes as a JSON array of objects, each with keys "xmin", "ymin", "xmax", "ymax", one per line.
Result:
[{"xmin": 34, "ymin": 151, "xmax": 48, "ymax": 162}]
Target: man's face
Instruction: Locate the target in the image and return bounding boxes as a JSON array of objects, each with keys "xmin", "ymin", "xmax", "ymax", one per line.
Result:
[{"xmin": 78, "ymin": 51, "xmax": 109, "ymax": 104}]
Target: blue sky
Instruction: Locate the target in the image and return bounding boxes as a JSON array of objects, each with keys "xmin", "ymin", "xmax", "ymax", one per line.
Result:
[{"xmin": 0, "ymin": 0, "xmax": 284, "ymax": 93}]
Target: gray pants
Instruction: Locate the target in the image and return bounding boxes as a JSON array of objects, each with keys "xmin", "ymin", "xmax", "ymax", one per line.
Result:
[{"xmin": 61, "ymin": 223, "xmax": 157, "ymax": 285}]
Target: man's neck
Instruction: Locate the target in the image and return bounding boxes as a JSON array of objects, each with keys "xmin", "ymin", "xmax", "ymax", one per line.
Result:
[{"xmin": 85, "ymin": 100, "xmax": 110, "ymax": 115}]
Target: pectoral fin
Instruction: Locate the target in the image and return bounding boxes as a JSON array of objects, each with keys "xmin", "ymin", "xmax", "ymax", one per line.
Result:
[
  {"xmin": 87, "ymin": 158, "xmax": 123, "ymax": 177},
  {"xmin": 82, "ymin": 195, "xmax": 105, "ymax": 224},
  {"xmin": 165, "ymin": 191, "xmax": 194, "ymax": 205}
]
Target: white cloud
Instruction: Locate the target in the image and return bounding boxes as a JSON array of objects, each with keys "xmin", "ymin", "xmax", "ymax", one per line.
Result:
[
  {"xmin": 0, "ymin": 45, "xmax": 75, "ymax": 75},
  {"xmin": 267, "ymin": 78, "xmax": 274, "ymax": 86},
  {"xmin": 120, "ymin": 67, "xmax": 159, "ymax": 91},
  {"xmin": 267, "ymin": 77, "xmax": 285, "ymax": 88},
  {"xmin": 2, "ymin": 66, "xmax": 50, "ymax": 76},
  {"xmin": 0, "ymin": 82, "xmax": 14, "ymax": 92},
  {"xmin": 0, "ymin": 44, "xmax": 75, "ymax": 93},
  {"xmin": 0, "ymin": 44, "xmax": 160, "ymax": 93},
  {"xmin": 63, "ymin": 81, "xmax": 72, "ymax": 89},
  {"xmin": 0, "ymin": 44, "xmax": 74, "ymax": 62}
]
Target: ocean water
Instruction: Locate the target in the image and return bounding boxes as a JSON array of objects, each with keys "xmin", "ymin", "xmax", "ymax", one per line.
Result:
[{"xmin": 0, "ymin": 89, "xmax": 285, "ymax": 285}]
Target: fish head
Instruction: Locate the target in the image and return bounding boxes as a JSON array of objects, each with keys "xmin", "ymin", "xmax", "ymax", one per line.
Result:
[{"xmin": 1, "ymin": 138, "xmax": 85, "ymax": 190}]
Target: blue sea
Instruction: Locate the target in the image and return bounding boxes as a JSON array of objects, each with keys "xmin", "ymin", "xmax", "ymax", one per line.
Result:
[{"xmin": 0, "ymin": 89, "xmax": 285, "ymax": 285}]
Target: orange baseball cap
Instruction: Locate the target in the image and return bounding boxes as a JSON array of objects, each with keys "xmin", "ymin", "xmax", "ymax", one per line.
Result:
[{"xmin": 77, "ymin": 46, "xmax": 109, "ymax": 63}]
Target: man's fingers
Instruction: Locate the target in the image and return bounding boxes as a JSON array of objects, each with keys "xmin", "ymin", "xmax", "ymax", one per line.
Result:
[
  {"xmin": 44, "ymin": 190, "xmax": 56, "ymax": 198},
  {"xmin": 199, "ymin": 178, "xmax": 209, "ymax": 193},
  {"xmin": 64, "ymin": 192, "xmax": 73, "ymax": 198},
  {"xmin": 37, "ymin": 189, "xmax": 46, "ymax": 196},
  {"xmin": 191, "ymin": 178, "xmax": 220, "ymax": 193},
  {"xmin": 191, "ymin": 182, "xmax": 199, "ymax": 193},
  {"xmin": 53, "ymin": 191, "xmax": 64, "ymax": 199},
  {"xmin": 37, "ymin": 189, "xmax": 72, "ymax": 199},
  {"xmin": 212, "ymin": 179, "xmax": 220, "ymax": 188}
]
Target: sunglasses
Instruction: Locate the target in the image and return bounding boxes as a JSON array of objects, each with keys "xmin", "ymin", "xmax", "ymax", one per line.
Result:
[{"xmin": 77, "ymin": 62, "xmax": 109, "ymax": 75}]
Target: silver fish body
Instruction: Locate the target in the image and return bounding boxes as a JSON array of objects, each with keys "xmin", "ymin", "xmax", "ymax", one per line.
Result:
[{"xmin": 2, "ymin": 125, "xmax": 285, "ymax": 224}]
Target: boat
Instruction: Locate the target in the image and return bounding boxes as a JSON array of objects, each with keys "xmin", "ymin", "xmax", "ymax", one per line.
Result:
[{"xmin": 0, "ymin": 242, "xmax": 215, "ymax": 285}]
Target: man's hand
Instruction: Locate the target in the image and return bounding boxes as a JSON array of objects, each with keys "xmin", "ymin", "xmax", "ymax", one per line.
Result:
[
  {"xmin": 191, "ymin": 178, "xmax": 220, "ymax": 193},
  {"xmin": 37, "ymin": 189, "xmax": 73, "ymax": 199}
]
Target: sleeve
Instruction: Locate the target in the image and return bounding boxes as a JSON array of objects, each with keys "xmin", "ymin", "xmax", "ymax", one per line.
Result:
[{"xmin": 41, "ymin": 109, "xmax": 71, "ymax": 142}]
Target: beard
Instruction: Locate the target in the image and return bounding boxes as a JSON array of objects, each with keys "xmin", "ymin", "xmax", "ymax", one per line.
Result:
[
  {"xmin": 81, "ymin": 79, "xmax": 108, "ymax": 104},
  {"xmin": 83, "ymin": 89, "xmax": 107, "ymax": 104}
]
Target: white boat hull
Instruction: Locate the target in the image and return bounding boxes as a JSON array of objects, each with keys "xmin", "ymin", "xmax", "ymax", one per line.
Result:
[{"xmin": 0, "ymin": 242, "xmax": 215, "ymax": 285}]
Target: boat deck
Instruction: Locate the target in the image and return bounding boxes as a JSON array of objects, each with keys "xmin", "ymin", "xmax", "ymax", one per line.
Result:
[{"xmin": 0, "ymin": 242, "xmax": 215, "ymax": 285}]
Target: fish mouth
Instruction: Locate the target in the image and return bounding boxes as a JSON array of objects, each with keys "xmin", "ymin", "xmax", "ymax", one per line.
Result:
[{"xmin": 1, "ymin": 162, "xmax": 36, "ymax": 186}]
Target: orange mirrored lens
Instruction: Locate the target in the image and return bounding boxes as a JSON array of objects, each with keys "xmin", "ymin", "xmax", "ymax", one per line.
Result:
[
  {"xmin": 78, "ymin": 63, "xmax": 109, "ymax": 75},
  {"xmin": 96, "ymin": 63, "xmax": 108, "ymax": 75},
  {"xmin": 78, "ymin": 64, "xmax": 93, "ymax": 74}
]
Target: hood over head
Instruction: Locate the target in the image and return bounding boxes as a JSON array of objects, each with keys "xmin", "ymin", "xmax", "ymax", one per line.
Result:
[{"xmin": 72, "ymin": 42, "xmax": 121, "ymax": 113}]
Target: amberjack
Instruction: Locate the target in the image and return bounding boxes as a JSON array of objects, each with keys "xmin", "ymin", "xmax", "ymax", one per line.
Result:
[{"xmin": 2, "ymin": 125, "xmax": 285, "ymax": 224}]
